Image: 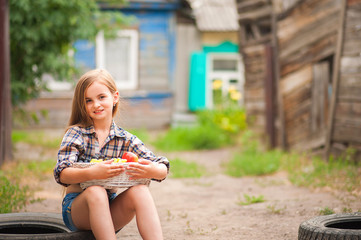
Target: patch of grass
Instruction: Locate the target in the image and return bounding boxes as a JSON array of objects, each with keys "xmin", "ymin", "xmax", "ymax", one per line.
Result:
[
  {"xmin": 153, "ymin": 107, "xmax": 247, "ymax": 151},
  {"xmin": 267, "ymin": 204, "xmax": 286, "ymax": 214},
  {"xmin": 0, "ymin": 173, "xmax": 31, "ymax": 213},
  {"xmin": 12, "ymin": 130, "xmax": 62, "ymax": 149},
  {"xmin": 238, "ymin": 194, "xmax": 265, "ymax": 205},
  {"xmin": 128, "ymin": 128, "xmax": 150, "ymax": 144},
  {"xmin": 225, "ymin": 131, "xmax": 283, "ymax": 177},
  {"xmin": 282, "ymin": 154, "xmax": 361, "ymax": 193},
  {"xmin": 169, "ymin": 158, "xmax": 207, "ymax": 178},
  {"xmin": 153, "ymin": 125, "xmax": 231, "ymax": 151},
  {"xmin": 4, "ymin": 159, "xmax": 54, "ymax": 182},
  {"xmin": 319, "ymin": 207, "xmax": 335, "ymax": 215}
]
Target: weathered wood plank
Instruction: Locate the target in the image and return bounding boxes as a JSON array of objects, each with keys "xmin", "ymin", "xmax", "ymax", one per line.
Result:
[
  {"xmin": 335, "ymin": 101, "xmax": 361, "ymax": 116},
  {"xmin": 311, "ymin": 62, "xmax": 329, "ymax": 133},
  {"xmin": 277, "ymin": 0, "xmax": 340, "ymax": 46},
  {"xmin": 340, "ymin": 56, "xmax": 361, "ymax": 73},
  {"xmin": 238, "ymin": 5, "xmax": 272, "ymax": 22},
  {"xmin": 283, "ymin": 84, "xmax": 312, "ymax": 112},
  {"xmin": 237, "ymin": 0, "xmax": 270, "ymax": 12},
  {"xmin": 279, "ymin": 10, "xmax": 339, "ymax": 60},
  {"xmin": 332, "ymin": 117, "xmax": 361, "ymax": 143},
  {"xmin": 280, "ymin": 65, "xmax": 312, "ymax": 95},
  {"xmin": 280, "ymin": 33, "xmax": 336, "ymax": 76}
]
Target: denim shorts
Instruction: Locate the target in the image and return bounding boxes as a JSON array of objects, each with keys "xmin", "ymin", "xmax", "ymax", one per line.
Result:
[{"xmin": 62, "ymin": 191, "xmax": 117, "ymax": 231}]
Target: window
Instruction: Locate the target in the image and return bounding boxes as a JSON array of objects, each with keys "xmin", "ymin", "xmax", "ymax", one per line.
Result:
[
  {"xmin": 96, "ymin": 30, "xmax": 139, "ymax": 90},
  {"xmin": 207, "ymin": 53, "xmax": 245, "ymax": 108}
]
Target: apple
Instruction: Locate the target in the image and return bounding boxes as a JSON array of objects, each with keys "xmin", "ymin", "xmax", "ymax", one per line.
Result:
[{"xmin": 122, "ymin": 152, "xmax": 138, "ymax": 162}]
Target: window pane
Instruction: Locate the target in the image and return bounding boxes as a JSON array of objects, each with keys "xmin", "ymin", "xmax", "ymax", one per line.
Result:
[
  {"xmin": 104, "ymin": 37, "xmax": 130, "ymax": 83},
  {"xmin": 213, "ymin": 59, "xmax": 237, "ymax": 71}
]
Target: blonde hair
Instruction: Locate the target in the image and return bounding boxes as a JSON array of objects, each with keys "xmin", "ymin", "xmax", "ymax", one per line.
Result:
[{"xmin": 67, "ymin": 69, "xmax": 119, "ymax": 128}]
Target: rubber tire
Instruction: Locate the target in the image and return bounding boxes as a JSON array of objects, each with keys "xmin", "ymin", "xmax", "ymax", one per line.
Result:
[
  {"xmin": 298, "ymin": 212, "xmax": 361, "ymax": 240},
  {"xmin": 0, "ymin": 212, "xmax": 95, "ymax": 240}
]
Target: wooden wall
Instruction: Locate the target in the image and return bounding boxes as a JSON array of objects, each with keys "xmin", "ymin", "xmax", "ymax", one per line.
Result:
[
  {"xmin": 277, "ymin": 0, "xmax": 341, "ymax": 150},
  {"xmin": 330, "ymin": 0, "xmax": 361, "ymax": 156},
  {"xmin": 237, "ymin": 0, "xmax": 361, "ymax": 157},
  {"xmin": 236, "ymin": 0, "xmax": 272, "ymax": 137}
]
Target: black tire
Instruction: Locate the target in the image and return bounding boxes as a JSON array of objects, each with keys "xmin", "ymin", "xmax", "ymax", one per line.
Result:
[
  {"xmin": 298, "ymin": 212, "xmax": 361, "ymax": 240},
  {"xmin": 0, "ymin": 212, "xmax": 95, "ymax": 240}
]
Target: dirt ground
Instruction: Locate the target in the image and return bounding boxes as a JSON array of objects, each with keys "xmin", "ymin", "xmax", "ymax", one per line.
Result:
[{"xmin": 17, "ymin": 133, "xmax": 361, "ymax": 240}]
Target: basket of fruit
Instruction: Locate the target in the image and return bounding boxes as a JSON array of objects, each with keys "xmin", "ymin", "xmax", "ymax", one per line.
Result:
[{"xmin": 73, "ymin": 152, "xmax": 150, "ymax": 189}]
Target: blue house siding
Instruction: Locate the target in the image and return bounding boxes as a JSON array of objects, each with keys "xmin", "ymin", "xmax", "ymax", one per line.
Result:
[
  {"xmin": 123, "ymin": 10, "xmax": 176, "ymax": 89},
  {"xmin": 74, "ymin": 2, "xmax": 178, "ymax": 91},
  {"xmin": 71, "ymin": 1, "xmax": 180, "ymax": 129}
]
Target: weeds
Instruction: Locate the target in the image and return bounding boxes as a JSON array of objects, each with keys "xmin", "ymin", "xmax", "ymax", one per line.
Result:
[
  {"xmin": 12, "ymin": 130, "xmax": 62, "ymax": 149},
  {"xmin": 319, "ymin": 207, "xmax": 335, "ymax": 215},
  {"xmin": 153, "ymin": 107, "xmax": 246, "ymax": 151},
  {"xmin": 238, "ymin": 194, "xmax": 265, "ymax": 205},
  {"xmin": 169, "ymin": 158, "xmax": 207, "ymax": 178},
  {"xmin": 0, "ymin": 173, "xmax": 30, "ymax": 213},
  {"xmin": 225, "ymin": 130, "xmax": 283, "ymax": 177}
]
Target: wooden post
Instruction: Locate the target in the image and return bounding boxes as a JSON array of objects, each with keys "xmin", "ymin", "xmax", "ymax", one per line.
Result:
[
  {"xmin": 0, "ymin": 0, "xmax": 12, "ymax": 165},
  {"xmin": 324, "ymin": 0, "xmax": 347, "ymax": 160},
  {"xmin": 265, "ymin": 44, "xmax": 276, "ymax": 149}
]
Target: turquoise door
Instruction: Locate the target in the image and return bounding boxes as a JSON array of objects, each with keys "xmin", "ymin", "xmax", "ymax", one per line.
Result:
[{"xmin": 188, "ymin": 52, "xmax": 207, "ymax": 111}]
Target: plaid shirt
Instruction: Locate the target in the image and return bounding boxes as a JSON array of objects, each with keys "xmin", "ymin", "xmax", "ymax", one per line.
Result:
[{"xmin": 54, "ymin": 122, "xmax": 169, "ymax": 187}]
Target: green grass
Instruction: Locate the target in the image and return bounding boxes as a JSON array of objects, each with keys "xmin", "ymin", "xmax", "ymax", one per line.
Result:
[
  {"xmin": 0, "ymin": 174, "xmax": 30, "ymax": 213},
  {"xmin": 153, "ymin": 107, "xmax": 247, "ymax": 152},
  {"xmin": 238, "ymin": 194, "xmax": 265, "ymax": 205},
  {"xmin": 224, "ymin": 130, "xmax": 361, "ymax": 194},
  {"xmin": 169, "ymin": 158, "xmax": 207, "ymax": 178},
  {"xmin": 225, "ymin": 131, "xmax": 283, "ymax": 177},
  {"xmin": 12, "ymin": 130, "xmax": 62, "ymax": 149},
  {"xmin": 7, "ymin": 159, "xmax": 55, "ymax": 181},
  {"xmin": 128, "ymin": 128, "xmax": 150, "ymax": 144},
  {"xmin": 153, "ymin": 125, "xmax": 231, "ymax": 151},
  {"xmin": 281, "ymin": 154, "xmax": 361, "ymax": 193},
  {"xmin": 0, "ymin": 159, "xmax": 54, "ymax": 213},
  {"xmin": 319, "ymin": 207, "xmax": 335, "ymax": 215}
]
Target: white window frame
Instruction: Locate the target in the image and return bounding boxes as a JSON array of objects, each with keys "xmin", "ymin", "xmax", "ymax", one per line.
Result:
[
  {"xmin": 206, "ymin": 53, "xmax": 245, "ymax": 108},
  {"xmin": 96, "ymin": 30, "xmax": 139, "ymax": 90}
]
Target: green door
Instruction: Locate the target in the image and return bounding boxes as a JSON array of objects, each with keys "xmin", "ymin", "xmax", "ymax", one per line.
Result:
[{"xmin": 189, "ymin": 52, "xmax": 206, "ymax": 111}]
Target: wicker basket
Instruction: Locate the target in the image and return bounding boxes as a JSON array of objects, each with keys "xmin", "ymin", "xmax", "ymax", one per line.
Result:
[{"xmin": 73, "ymin": 162, "xmax": 150, "ymax": 189}]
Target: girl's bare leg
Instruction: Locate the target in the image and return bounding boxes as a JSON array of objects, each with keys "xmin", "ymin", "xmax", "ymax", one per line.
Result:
[
  {"xmin": 111, "ymin": 184, "xmax": 163, "ymax": 240},
  {"xmin": 71, "ymin": 186, "xmax": 117, "ymax": 240}
]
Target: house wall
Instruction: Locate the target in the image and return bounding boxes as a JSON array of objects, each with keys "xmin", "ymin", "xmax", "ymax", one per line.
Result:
[
  {"xmin": 330, "ymin": 0, "xmax": 361, "ymax": 157},
  {"xmin": 20, "ymin": 1, "xmax": 180, "ymax": 130},
  {"xmin": 277, "ymin": 0, "xmax": 341, "ymax": 150}
]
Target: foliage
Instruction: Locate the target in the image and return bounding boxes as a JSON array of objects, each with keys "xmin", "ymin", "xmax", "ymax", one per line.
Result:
[
  {"xmin": 282, "ymin": 154, "xmax": 361, "ymax": 193},
  {"xmin": 225, "ymin": 130, "xmax": 283, "ymax": 177},
  {"xmin": 153, "ymin": 107, "xmax": 247, "ymax": 151},
  {"xmin": 0, "ymin": 173, "xmax": 29, "ymax": 213},
  {"xmin": 9, "ymin": 0, "xmax": 130, "ymax": 106},
  {"xmin": 224, "ymin": 130, "xmax": 361, "ymax": 194},
  {"xmin": 238, "ymin": 194, "xmax": 265, "ymax": 205},
  {"xmin": 169, "ymin": 158, "xmax": 206, "ymax": 178},
  {"xmin": 319, "ymin": 207, "xmax": 335, "ymax": 215},
  {"xmin": 12, "ymin": 130, "xmax": 62, "ymax": 149}
]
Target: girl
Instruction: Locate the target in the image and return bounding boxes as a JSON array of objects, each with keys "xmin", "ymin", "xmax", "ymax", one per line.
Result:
[{"xmin": 54, "ymin": 69, "xmax": 169, "ymax": 240}]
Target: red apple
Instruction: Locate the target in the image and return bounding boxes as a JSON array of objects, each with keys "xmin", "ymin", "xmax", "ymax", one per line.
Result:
[{"xmin": 122, "ymin": 152, "xmax": 138, "ymax": 162}]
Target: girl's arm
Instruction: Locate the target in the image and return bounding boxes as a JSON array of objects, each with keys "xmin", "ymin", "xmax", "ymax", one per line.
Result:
[
  {"xmin": 125, "ymin": 159, "xmax": 168, "ymax": 181},
  {"xmin": 59, "ymin": 160, "xmax": 125, "ymax": 185}
]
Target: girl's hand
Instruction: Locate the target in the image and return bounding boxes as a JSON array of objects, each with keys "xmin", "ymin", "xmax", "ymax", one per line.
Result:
[
  {"xmin": 90, "ymin": 160, "xmax": 125, "ymax": 180},
  {"xmin": 126, "ymin": 159, "xmax": 167, "ymax": 180}
]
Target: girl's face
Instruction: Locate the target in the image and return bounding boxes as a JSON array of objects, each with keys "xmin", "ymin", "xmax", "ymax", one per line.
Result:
[{"xmin": 84, "ymin": 81, "xmax": 119, "ymax": 123}]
